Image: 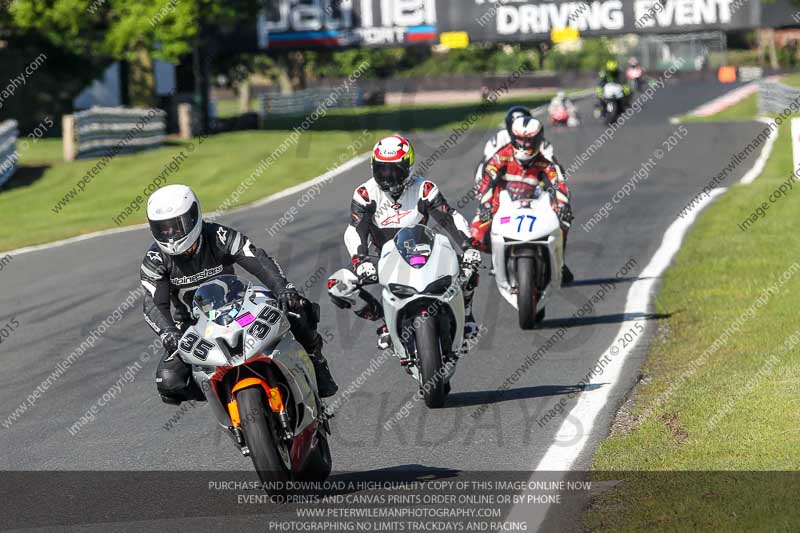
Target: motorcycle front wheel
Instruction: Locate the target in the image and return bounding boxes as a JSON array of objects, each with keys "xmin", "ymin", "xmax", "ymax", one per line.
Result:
[
  {"xmin": 517, "ymin": 256, "xmax": 540, "ymax": 330},
  {"xmin": 605, "ymin": 102, "xmax": 619, "ymax": 125},
  {"xmin": 238, "ymin": 387, "xmax": 292, "ymax": 488},
  {"xmin": 416, "ymin": 313, "xmax": 449, "ymax": 408}
]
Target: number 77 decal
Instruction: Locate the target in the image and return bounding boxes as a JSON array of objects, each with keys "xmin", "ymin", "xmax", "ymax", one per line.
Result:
[{"xmin": 516, "ymin": 214, "xmax": 537, "ymax": 232}]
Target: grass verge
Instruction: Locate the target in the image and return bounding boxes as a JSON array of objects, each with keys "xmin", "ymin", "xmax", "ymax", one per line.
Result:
[
  {"xmin": 584, "ymin": 118, "xmax": 800, "ymax": 529},
  {"xmin": 679, "ymin": 92, "xmax": 758, "ymax": 123},
  {"xmin": 0, "ymin": 94, "xmax": 552, "ymax": 252},
  {"xmin": 0, "ymin": 130, "xmax": 373, "ymax": 252}
]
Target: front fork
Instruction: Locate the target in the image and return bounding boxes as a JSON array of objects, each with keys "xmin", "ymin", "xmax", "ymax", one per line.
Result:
[{"xmin": 226, "ymin": 376, "xmax": 293, "ymax": 456}]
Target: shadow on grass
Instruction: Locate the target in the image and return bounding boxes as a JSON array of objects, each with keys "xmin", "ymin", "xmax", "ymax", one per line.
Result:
[
  {"xmin": 258, "ymin": 95, "xmax": 553, "ymax": 132},
  {"xmin": 1, "ymin": 165, "xmax": 49, "ymax": 192}
]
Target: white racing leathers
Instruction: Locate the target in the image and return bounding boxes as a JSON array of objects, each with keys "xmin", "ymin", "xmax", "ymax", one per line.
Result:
[
  {"xmin": 337, "ymin": 176, "xmax": 477, "ymax": 321},
  {"xmin": 344, "ymin": 176, "xmax": 472, "ymax": 258}
]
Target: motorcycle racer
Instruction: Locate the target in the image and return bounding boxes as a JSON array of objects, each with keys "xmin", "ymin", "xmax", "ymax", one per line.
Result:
[
  {"xmin": 626, "ymin": 57, "xmax": 645, "ymax": 92},
  {"xmin": 548, "ymin": 91, "xmax": 579, "ymax": 126},
  {"xmin": 329, "ymin": 135, "xmax": 482, "ymax": 349},
  {"xmin": 471, "ymin": 116, "xmax": 574, "ymax": 283},
  {"xmin": 596, "ymin": 59, "xmax": 631, "ymax": 112},
  {"xmin": 140, "ymin": 184, "xmax": 338, "ymax": 403},
  {"xmin": 474, "ymin": 106, "xmax": 558, "ymax": 190}
]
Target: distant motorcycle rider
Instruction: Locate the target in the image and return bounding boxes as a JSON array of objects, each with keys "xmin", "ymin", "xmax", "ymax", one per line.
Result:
[
  {"xmin": 471, "ymin": 116, "xmax": 574, "ymax": 283},
  {"xmin": 140, "ymin": 184, "xmax": 338, "ymax": 403},
  {"xmin": 329, "ymin": 135, "xmax": 482, "ymax": 349},
  {"xmin": 474, "ymin": 106, "xmax": 558, "ymax": 191},
  {"xmin": 596, "ymin": 59, "xmax": 631, "ymax": 112},
  {"xmin": 548, "ymin": 91, "xmax": 579, "ymax": 126}
]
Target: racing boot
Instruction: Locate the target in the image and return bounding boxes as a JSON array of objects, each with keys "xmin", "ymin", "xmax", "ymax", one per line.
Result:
[
  {"xmin": 377, "ymin": 323, "xmax": 392, "ymax": 350},
  {"xmin": 462, "ymin": 266, "xmax": 480, "ymax": 340},
  {"xmin": 309, "ymin": 334, "xmax": 338, "ymax": 398},
  {"xmin": 562, "ymin": 264, "xmax": 574, "ymax": 285}
]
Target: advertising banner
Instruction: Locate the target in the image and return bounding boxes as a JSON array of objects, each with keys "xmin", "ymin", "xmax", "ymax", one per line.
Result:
[{"xmin": 257, "ymin": 0, "xmax": 765, "ymax": 50}]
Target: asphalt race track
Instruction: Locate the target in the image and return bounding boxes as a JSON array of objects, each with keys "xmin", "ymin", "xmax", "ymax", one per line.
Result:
[{"xmin": 0, "ymin": 80, "xmax": 767, "ymax": 531}]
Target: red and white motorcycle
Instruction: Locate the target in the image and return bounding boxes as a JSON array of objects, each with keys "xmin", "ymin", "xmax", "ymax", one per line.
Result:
[{"xmin": 178, "ymin": 275, "xmax": 332, "ymax": 488}]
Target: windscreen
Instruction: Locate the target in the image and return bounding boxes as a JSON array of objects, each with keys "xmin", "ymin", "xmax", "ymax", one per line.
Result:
[
  {"xmin": 394, "ymin": 225, "xmax": 436, "ymax": 267},
  {"xmin": 192, "ymin": 275, "xmax": 250, "ymax": 326}
]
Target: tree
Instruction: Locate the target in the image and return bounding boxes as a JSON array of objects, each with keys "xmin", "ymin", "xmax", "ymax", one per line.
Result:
[{"xmin": 9, "ymin": 0, "xmax": 258, "ymax": 108}]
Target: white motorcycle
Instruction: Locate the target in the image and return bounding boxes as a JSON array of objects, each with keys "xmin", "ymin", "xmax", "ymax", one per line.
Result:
[
  {"xmin": 597, "ymin": 82, "xmax": 627, "ymax": 124},
  {"xmin": 178, "ymin": 275, "xmax": 331, "ymax": 487},
  {"xmin": 329, "ymin": 225, "xmax": 469, "ymax": 408},
  {"xmin": 490, "ymin": 189, "xmax": 563, "ymax": 329}
]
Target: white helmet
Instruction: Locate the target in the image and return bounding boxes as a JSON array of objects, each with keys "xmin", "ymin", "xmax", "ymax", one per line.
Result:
[
  {"xmin": 556, "ymin": 91, "xmax": 566, "ymax": 100},
  {"xmin": 510, "ymin": 116, "xmax": 544, "ymax": 166},
  {"xmin": 147, "ymin": 184, "xmax": 202, "ymax": 255}
]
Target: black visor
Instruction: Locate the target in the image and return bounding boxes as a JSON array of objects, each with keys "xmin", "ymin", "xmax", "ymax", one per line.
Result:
[
  {"xmin": 513, "ymin": 135, "xmax": 541, "ymax": 151},
  {"xmin": 372, "ymin": 162, "xmax": 408, "ymax": 191},
  {"xmin": 149, "ymin": 203, "xmax": 199, "ymax": 244}
]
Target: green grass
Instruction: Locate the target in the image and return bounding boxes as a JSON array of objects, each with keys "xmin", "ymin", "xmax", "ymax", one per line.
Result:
[
  {"xmin": 0, "ymin": 130, "xmax": 375, "ymax": 251},
  {"xmin": 782, "ymin": 72, "xmax": 800, "ymax": 89},
  {"xmin": 679, "ymin": 92, "xmax": 758, "ymax": 123},
  {"xmin": 214, "ymin": 98, "xmax": 250, "ymax": 118},
  {"xmin": 585, "ymin": 118, "xmax": 800, "ymax": 530},
  {"xmin": 1, "ymin": 94, "xmax": 553, "ymax": 252},
  {"xmin": 216, "ymin": 93, "xmax": 554, "ymax": 131}
]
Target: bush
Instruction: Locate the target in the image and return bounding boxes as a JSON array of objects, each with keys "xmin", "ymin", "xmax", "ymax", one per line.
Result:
[{"xmin": 542, "ymin": 38, "xmax": 613, "ymax": 72}]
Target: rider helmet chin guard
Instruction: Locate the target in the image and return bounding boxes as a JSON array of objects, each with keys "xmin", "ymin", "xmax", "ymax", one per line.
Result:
[
  {"xmin": 147, "ymin": 184, "xmax": 203, "ymax": 256},
  {"xmin": 371, "ymin": 135, "xmax": 415, "ymax": 200},
  {"xmin": 510, "ymin": 116, "xmax": 544, "ymax": 167}
]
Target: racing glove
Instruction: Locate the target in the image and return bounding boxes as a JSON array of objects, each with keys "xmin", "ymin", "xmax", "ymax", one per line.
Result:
[
  {"xmin": 278, "ymin": 284, "xmax": 301, "ymax": 313},
  {"xmin": 462, "ymin": 248, "xmax": 482, "ymax": 268},
  {"xmin": 160, "ymin": 328, "xmax": 181, "ymax": 354},
  {"xmin": 478, "ymin": 202, "xmax": 494, "ymax": 223},
  {"xmin": 352, "ymin": 255, "xmax": 378, "ymax": 284}
]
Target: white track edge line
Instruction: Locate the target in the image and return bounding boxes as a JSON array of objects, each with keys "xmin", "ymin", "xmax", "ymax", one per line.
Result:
[{"xmin": 740, "ymin": 118, "xmax": 778, "ymax": 185}]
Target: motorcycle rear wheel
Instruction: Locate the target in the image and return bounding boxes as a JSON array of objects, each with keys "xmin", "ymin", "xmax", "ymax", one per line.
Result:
[{"xmin": 238, "ymin": 387, "xmax": 292, "ymax": 488}]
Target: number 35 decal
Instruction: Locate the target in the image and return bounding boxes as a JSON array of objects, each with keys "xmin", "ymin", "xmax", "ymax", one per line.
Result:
[
  {"xmin": 516, "ymin": 214, "xmax": 536, "ymax": 232},
  {"xmin": 179, "ymin": 333, "xmax": 214, "ymax": 361}
]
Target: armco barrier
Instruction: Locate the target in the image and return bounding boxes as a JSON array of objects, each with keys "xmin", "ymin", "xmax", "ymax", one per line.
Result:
[
  {"xmin": 759, "ymin": 80, "xmax": 800, "ymax": 115},
  {"xmin": 0, "ymin": 120, "xmax": 18, "ymax": 187},
  {"xmin": 258, "ymin": 86, "xmax": 363, "ymax": 119},
  {"xmin": 63, "ymin": 106, "xmax": 167, "ymax": 161}
]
